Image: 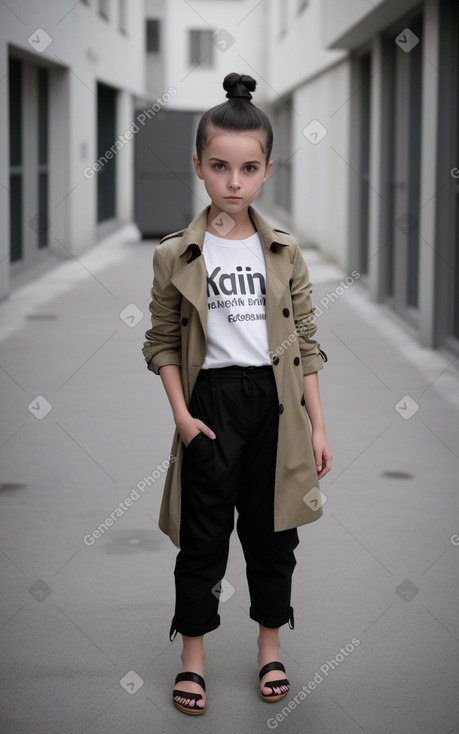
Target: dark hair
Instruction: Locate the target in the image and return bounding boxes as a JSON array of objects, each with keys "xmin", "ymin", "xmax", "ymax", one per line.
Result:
[{"xmin": 195, "ymin": 73, "xmax": 273, "ymax": 163}]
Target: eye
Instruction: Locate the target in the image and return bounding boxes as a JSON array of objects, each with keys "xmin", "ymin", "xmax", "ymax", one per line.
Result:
[
  {"xmin": 244, "ymin": 165, "xmax": 258, "ymax": 173},
  {"xmin": 213, "ymin": 162, "xmax": 226, "ymax": 171}
]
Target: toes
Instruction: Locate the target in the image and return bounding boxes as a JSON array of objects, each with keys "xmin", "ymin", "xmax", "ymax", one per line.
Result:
[
  {"xmin": 261, "ymin": 681, "xmax": 289, "ymax": 696},
  {"xmin": 174, "ymin": 695, "xmax": 195, "ymax": 705},
  {"xmin": 173, "ymin": 690, "xmax": 205, "ymax": 708}
]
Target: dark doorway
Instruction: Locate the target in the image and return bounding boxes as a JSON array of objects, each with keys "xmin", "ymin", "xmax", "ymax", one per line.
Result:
[
  {"xmin": 9, "ymin": 57, "xmax": 23, "ymax": 262},
  {"xmin": 97, "ymin": 81, "xmax": 117, "ymax": 223}
]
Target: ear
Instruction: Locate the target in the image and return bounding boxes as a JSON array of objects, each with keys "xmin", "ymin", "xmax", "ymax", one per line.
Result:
[
  {"xmin": 193, "ymin": 154, "xmax": 204, "ymax": 180},
  {"xmin": 263, "ymin": 159, "xmax": 274, "ymax": 183}
]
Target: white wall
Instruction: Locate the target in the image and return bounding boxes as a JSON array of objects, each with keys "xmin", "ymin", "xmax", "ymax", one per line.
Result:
[
  {"xmin": 291, "ymin": 60, "xmax": 352, "ymax": 267},
  {"xmin": 263, "ymin": 0, "xmax": 351, "ymax": 267},
  {"xmin": 161, "ymin": 0, "xmax": 268, "ymax": 111},
  {"xmin": 323, "ymin": 0, "xmax": 422, "ymax": 49},
  {"xmin": 267, "ymin": 0, "xmax": 346, "ymax": 97}
]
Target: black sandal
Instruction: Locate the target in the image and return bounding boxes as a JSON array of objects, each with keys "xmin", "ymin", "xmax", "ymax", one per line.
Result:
[
  {"xmin": 172, "ymin": 671, "xmax": 206, "ymax": 715},
  {"xmin": 259, "ymin": 661, "xmax": 290, "ymax": 702}
]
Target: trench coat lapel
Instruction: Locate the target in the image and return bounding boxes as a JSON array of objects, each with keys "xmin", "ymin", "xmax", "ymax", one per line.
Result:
[
  {"xmin": 170, "ymin": 208, "xmax": 209, "ymax": 336},
  {"xmin": 171, "ymin": 256, "xmax": 208, "ymax": 336},
  {"xmin": 247, "ymin": 208, "xmax": 294, "ymax": 338},
  {"xmin": 169, "ymin": 205, "xmax": 293, "ymax": 339}
]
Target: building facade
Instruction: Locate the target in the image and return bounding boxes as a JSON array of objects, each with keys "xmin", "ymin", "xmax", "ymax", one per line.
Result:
[
  {"xmin": 0, "ymin": 0, "xmax": 145, "ymax": 300},
  {"xmin": 263, "ymin": 0, "xmax": 458, "ymax": 353}
]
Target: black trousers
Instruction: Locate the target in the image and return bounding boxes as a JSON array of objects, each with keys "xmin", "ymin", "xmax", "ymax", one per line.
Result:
[{"xmin": 169, "ymin": 364, "xmax": 299, "ymax": 641}]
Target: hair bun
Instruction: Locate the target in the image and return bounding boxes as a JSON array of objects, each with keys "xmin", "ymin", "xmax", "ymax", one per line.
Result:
[{"xmin": 223, "ymin": 73, "xmax": 256, "ymax": 101}]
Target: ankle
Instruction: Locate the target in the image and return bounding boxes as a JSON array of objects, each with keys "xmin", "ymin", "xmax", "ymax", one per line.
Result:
[
  {"xmin": 257, "ymin": 634, "xmax": 280, "ymax": 649},
  {"xmin": 180, "ymin": 649, "xmax": 205, "ymax": 664}
]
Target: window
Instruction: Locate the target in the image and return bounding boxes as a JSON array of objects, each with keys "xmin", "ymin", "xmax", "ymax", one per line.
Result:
[
  {"xmin": 119, "ymin": 0, "xmax": 127, "ymax": 34},
  {"xmin": 357, "ymin": 53, "xmax": 371, "ymax": 276},
  {"xmin": 98, "ymin": 0, "xmax": 109, "ymax": 20},
  {"xmin": 279, "ymin": 2, "xmax": 287, "ymax": 37},
  {"xmin": 146, "ymin": 19, "xmax": 160, "ymax": 53},
  {"xmin": 189, "ymin": 29, "xmax": 213, "ymax": 67},
  {"xmin": 273, "ymin": 101, "xmax": 293, "ymax": 213}
]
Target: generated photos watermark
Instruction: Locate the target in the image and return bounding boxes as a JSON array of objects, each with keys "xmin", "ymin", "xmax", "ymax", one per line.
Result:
[
  {"xmin": 266, "ymin": 637, "xmax": 361, "ymax": 728},
  {"xmin": 83, "ymin": 455, "xmax": 175, "ymax": 546},
  {"xmin": 268, "ymin": 270, "xmax": 360, "ymax": 362},
  {"xmin": 394, "ymin": 395, "xmax": 420, "ymax": 420},
  {"xmin": 83, "ymin": 87, "xmax": 177, "ymax": 180},
  {"xmin": 302, "ymin": 119, "xmax": 328, "ymax": 145}
]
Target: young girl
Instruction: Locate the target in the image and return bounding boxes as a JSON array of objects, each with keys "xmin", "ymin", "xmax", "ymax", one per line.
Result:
[{"xmin": 142, "ymin": 72, "xmax": 332, "ymax": 716}]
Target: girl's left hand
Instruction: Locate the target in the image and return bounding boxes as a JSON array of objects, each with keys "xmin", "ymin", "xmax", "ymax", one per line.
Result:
[{"xmin": 311, "ymin": 429, "xmax": 333, "ymax": 479}]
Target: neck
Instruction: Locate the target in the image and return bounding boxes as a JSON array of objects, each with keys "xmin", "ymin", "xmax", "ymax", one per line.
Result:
[{"xmin": 206, "ymin": 203, "xmax": 256, "ymax": 240}]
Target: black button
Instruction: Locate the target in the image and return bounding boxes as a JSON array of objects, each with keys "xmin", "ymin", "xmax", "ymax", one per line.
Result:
[
  {"xmin": 279, "ymin": 404, "xmax": 284, "ymax": 414},
  {"xmin": 300, "ymin": 395, "xmax": 305, "ymax": 406},
  {"xmin": 294, "ymin": 356, "xmax": 300, "ymax": 366},
  {"xmin": 181, "ymin": 317, "xmax": 188, "ymax": 326},
  {"xmin": 283, "ymin": 308, "xmax": 290, "ymax": 317},
  {"xmin": 273, "ymin": 355, "xmax": 280, "ymax": 365}
]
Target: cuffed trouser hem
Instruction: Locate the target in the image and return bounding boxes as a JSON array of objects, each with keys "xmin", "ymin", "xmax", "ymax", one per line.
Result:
[
  {"xmin": 249, "ymin": 605, "xmax": 295, "ymax": 630},
  {"xmin": 169, "ymin": 614, "xmax": 221, "ymax": 642}
]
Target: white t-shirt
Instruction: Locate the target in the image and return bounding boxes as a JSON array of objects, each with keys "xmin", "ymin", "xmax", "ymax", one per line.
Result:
[{"xmin": 201, "ymin": 230, "xmax": 271, "ymax": 369}]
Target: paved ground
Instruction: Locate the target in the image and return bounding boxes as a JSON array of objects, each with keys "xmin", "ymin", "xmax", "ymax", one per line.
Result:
[{"xmin": 1, "ymin": 220, "xmax": 459, "ymax": 734}]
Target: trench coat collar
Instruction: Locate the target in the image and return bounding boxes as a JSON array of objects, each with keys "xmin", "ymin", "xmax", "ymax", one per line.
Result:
[
  {"xmin": 172, "ymin": 205, "xmax": 294, "ymax": 341},
  {"xmin": 177, "ymin": 205, "xmax": 289, "ymax": 258}
]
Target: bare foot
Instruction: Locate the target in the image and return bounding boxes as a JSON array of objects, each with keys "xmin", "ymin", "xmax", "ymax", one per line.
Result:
[
  {"xmin": 257, "ymin": 628, "xmax": 289, "ymax": 698},
  {"xmin": 172, "ymin": 638, "xmax": 206, "ymax": 710}
]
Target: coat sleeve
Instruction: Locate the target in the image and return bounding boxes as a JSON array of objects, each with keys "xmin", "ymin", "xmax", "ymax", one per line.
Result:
[
  {"xmin": 142, "ymin": 245, "xmax": 182, "ymax": 374},
  {"xmin": 290, "ymin": 242, "xmax": 327, "ymax": 375}
]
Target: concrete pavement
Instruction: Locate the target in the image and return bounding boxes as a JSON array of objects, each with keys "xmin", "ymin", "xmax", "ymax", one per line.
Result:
[{"xmin": 1, "ymin": 222, "xmax": 459, "ymax": 734}]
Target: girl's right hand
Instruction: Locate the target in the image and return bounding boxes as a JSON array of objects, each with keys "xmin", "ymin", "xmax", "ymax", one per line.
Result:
[{"xmin": 175, "ymin": 414, "xmax": 216, "ymax": 447}]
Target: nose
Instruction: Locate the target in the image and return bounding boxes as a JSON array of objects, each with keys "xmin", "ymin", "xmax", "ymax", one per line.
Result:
[{"xmin": 228, "ymin": 172, "xmax": 241, "ymax": 190}]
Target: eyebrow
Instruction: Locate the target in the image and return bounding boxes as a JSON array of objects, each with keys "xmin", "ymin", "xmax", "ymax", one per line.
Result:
[{"xmin": 208, "ymin": 157, "xmax": 262, "ymax": 164}]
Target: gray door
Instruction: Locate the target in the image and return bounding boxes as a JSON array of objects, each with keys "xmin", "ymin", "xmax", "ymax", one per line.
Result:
[
  {"xmin": 134, "ymin": 109, "xmax": 193, "ymax": 238},
  {"xmin": 436, "ymin": 0, "xmax": 459, "ymax": 350},
  {"xmin": 385, "ymin": 17, "xmax": 422, "ymax": 323}
]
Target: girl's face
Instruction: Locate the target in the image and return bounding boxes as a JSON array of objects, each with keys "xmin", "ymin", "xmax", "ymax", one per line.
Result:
[{"xmin": 193, "ymin": 128, "xmax": 273, "ymax": 216}]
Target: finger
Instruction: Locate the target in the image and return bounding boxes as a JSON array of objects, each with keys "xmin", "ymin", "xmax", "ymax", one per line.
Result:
[
  {"xmin": 318, "ymin": 456, "xmax": 332, "ymax": 478},
  {"xmin": 197, "ymin": 420, "xmax": 216, "ymax": 440},
  {"xmin": 314, "ymin": 449, "xmax": 323, "ymax": 474}
]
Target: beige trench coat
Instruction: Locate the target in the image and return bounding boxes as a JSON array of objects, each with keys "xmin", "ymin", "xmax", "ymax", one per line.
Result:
[{"xmin": 142, "ymin": 205, "xmax": 327, "ymax": 549}]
